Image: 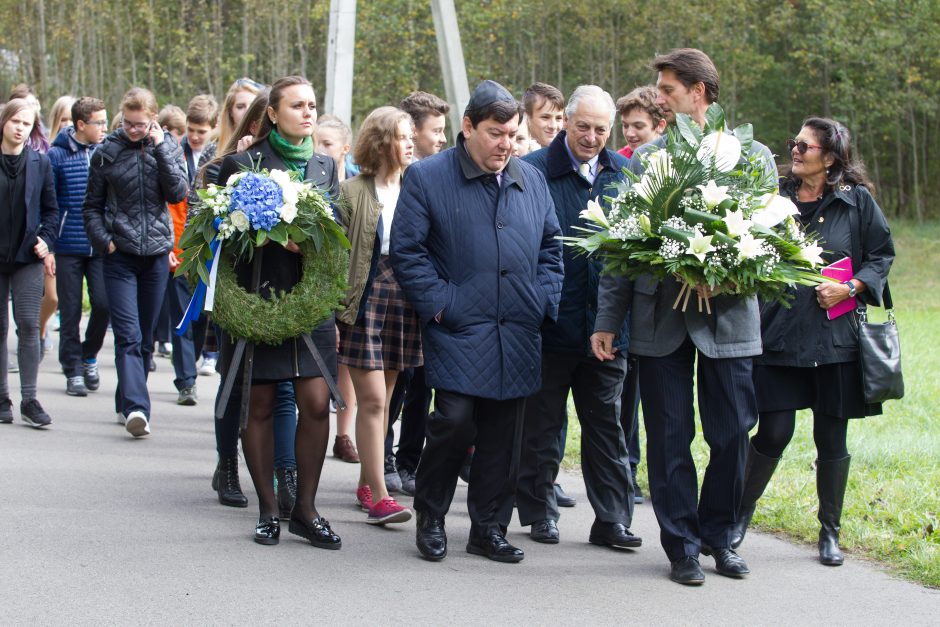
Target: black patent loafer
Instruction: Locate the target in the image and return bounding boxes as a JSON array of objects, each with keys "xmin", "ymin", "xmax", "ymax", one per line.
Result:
[
  {"xmin": 589, "ymin": 521, "xmax": 642, "ymax": 549},
  {"xmin": 416, "ymin": 511, "xmax": 447, "ymax": 561},
  {"xmin": 466, "ymin": 532, "xmax": 524, "ymax": 563},
  {"xmin": 288, "ymin": 513, "xmax": 342, "ymax": 550},
  {"xmin": 530, "ymin": 519, "xmax": 560, "ymax": 544},
  {"xmin": 670, "ymin": 556, "xmax": 705, "ymax": 585},
  {"xmin": 254, "ymin": 516, "xmax": 280, "ymax": 545}
]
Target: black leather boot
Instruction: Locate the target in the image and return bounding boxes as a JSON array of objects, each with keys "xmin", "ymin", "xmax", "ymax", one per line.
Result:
[
  {"xmin": 217, "ymin": 455, "xmax": 249, "ymax": 508},
  {"xmin": 817, "ymin": 456, "xmax": 851, "ymax": 566},
  {"xmin": 731, "ymin": 441, "xmax": 781, "ymax": 548},
  {"xmin": 275, "ymin": 467, "xmax": 297, "ymax": 518}
]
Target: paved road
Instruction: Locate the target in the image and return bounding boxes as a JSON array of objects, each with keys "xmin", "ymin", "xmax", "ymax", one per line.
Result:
[{"xmin": 1, "ymin": 332, "xmax": 937, "ymax": 625}]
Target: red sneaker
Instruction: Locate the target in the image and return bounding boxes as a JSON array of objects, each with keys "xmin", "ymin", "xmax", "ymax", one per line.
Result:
[
  {"xmin": 356, "ymin": 485, "xmax": 373, "ymax": 512},
  {"xmin": 367, "ymin": 497, "xmax": 412, "ymax": 525}
]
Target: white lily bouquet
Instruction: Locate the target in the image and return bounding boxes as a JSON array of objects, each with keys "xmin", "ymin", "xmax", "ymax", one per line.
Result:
[
  {"xmin": 567, "ymin": 103, "xmax": 828, "ymax": 310},
  {"xmin": 175, "ymin": 166, "xmax": 349, "ymax": 345}
]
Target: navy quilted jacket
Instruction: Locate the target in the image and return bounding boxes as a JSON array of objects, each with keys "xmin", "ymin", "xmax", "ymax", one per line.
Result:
[
  {"xmin": 82, "ymin": 129, "xmax": 188, "ymax": 256},
  {"xmin": 47, "ymin": 128, "xmax": 97, "ymax": 256},
  {"xmin": 523, "ymin": 132, "xmax": 630, "ymax": 355},
  {"xmin": 390, "ymin": 137, "xmax": 564, "ymax": 400}
]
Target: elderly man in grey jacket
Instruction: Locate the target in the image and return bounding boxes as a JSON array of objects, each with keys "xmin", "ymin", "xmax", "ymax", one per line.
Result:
[{"xmin": 591, "ymin": 48, "xmax": 773, "ymax": 586}]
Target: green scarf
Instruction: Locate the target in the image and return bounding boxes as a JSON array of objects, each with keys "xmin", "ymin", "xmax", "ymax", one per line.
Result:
[{"xmin": 268, "ymin": 129, "xmax": 313, "ymax": 174}]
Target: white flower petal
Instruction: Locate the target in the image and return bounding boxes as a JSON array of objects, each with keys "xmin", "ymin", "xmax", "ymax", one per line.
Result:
[{"xmin": 696, "ymin": 132, "xmax": 742, "ymax": 173}]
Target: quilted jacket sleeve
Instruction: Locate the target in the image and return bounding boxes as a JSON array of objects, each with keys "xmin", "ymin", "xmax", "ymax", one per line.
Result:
[
  {"xmin": 534, "ymin": 178, "xmax": 564, "ymax": 323},
  {"xmin": 82, "ymin": 153, "xmax": 111, "ymax": 253},
  {"xmin": 390, "ymin": 166, "xmax": 450, "ymax": 325},
  {"xmin": 154, "ymin": 136, "xmax": 189, "ymax": 204}
]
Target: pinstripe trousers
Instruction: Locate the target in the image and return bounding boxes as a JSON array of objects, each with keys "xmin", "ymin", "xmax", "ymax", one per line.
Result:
[{"xmin": 638, "ymin": 337, "xmax": 757, "ymax": 562}]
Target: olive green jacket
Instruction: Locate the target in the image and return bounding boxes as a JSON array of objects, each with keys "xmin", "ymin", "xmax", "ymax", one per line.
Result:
[{"xmin": 336, "ymin": 175, "xmax": 381, "ymax": 325}]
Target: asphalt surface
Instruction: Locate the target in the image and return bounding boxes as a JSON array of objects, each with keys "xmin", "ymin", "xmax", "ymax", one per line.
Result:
[{"xmin": 1, "ymin": 329, "xmax": 937, "ymax": 625}]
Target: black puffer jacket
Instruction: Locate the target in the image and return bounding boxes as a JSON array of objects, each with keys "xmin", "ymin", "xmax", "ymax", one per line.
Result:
[{"xmin": 82, "ymin": 129, "xmax": 188, "ymax": 256}]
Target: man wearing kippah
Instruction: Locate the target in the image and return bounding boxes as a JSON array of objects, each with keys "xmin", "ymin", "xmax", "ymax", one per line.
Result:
[{"xmin": 391, "ymin": 80, "xmax": 564, "ymax": 563}]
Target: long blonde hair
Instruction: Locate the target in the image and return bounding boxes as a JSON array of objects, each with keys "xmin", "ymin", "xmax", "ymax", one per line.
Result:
[
  {"xmin": 48, "ymin": 95, "xmax": 76, "ymax": 140},
  {"xmin": 217, "ymin": 78, "xmax": 263, "ymax": 151}
]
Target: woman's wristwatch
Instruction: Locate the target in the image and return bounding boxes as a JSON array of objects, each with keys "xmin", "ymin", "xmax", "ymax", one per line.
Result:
[{"xmin": 842, "ymin": 280, "xmax": 857, "ymax": 297}]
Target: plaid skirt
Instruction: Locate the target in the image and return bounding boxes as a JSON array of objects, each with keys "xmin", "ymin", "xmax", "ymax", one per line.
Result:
[{"xmin": 338, "ymin": 256, "xmax": 422, "ymax": 371}]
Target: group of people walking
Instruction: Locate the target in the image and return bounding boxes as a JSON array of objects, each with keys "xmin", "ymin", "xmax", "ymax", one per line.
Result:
[{"xmin": 0, "ymin": 46, "xmax": 894, "ymax": 585}]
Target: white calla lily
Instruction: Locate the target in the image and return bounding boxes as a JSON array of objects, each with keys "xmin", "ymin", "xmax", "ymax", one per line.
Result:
[
  {"xmin": 751, "ymin": 193, "xmax": 799, "ymax": 228},
  {"xmin": 722, "ymin": 208, "xmax": 753, "ymax": 237},
  {"xmin": 697, "ymin": 180, "xmax": 731, "ymax": 209},
  {"xmin": 579, "ymin": 198, "xmax": 610, "ymax": 228},
  {"xmin": 686, "ymin": 228, "xmax": 715, "ymax": 262},
  {"xmin": 696, "ymin": 132, "xmax": 742, "ymax": 173}
]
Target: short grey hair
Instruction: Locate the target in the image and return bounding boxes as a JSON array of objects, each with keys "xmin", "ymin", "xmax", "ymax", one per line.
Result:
[{"xmin": 565, "ymin": 85, "xmax": 616, "ymax": 126}]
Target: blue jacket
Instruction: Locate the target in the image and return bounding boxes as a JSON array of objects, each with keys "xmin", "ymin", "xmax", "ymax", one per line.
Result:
[
  {"xmin": 523, "ymin": 132, "xmax": 630, "ymax": 354},
  {"xmin": 390, "ymin": 136, "xmax": 564, "ymax": 400},
  {"xmin": 47, "ymin": 128, "xmax": 97, "ymax": 256}
]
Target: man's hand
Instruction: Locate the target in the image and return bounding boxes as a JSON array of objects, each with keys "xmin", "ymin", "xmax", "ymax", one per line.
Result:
[{"xmin": 590, "ymin": 331, "xmax": 618, "ymax": 361}]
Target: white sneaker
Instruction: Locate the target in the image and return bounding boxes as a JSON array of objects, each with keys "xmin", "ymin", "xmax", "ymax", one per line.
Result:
[
  {"xmin": 125, "ymin": 411, "xmax": 150, "ymax": 437},
  {"xmin": 198, "ymin": 356, "xmax": 218, "ymax": 376}
]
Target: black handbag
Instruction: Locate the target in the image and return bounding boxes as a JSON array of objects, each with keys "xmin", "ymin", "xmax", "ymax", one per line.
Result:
[
  {"xmin": 857, "ymin": 283, "xmax": 904, "ymax": 403},
  {"xmin": 846, "ymin": 196, "xmax": 904, "ymax": 404}
]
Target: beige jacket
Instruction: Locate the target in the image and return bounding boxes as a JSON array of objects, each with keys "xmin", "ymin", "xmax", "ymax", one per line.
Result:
[{"xmin": 336, "ymin": 175, "xmax": 382, "ymax": 325}]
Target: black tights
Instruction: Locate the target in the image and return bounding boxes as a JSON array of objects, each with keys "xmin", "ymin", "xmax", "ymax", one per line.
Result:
[
  {"xmin": 751, "ymin": 410, "xmax": 849, "ymax": 461},
  {"xmin": 241, "ymin": 377, "xmax": 331, "ymax": 519}
]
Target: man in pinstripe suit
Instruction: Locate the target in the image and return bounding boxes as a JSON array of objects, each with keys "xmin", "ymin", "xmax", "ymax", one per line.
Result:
[{"xmin": 591, "ymin": 48, "xmax": 772, "ymax": 585}]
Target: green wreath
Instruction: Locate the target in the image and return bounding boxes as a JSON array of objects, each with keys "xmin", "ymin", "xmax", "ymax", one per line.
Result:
[{"xmin": 212, "ymin": 241, "xmax": 349, "ymax": 345}]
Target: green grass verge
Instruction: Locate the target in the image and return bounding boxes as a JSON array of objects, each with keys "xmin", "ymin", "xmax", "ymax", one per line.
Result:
[{"xmin": 561, "ymin": 219, "xmax": 940, "ymax": 587}]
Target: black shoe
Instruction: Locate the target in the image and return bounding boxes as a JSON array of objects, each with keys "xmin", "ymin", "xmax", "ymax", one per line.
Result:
[
  {"xmin": 216, "ymin": 455, "xmax": 248, "ymax": 508},
  {"xmin": 398, "ymin": 468, "xmax": 416, "ymax": 496},
  {"xmin": 703, "ymin": 546, "xmax": 750, "ymax": 578},
  {"xmin": 466, "ymin": 532, "xmax": 524, "ymax": 563},
  {"xmin": 415, "ymin": 511, "xmax": 447, "ymax": 561},
  {"xmin": 589, "ymin": 521, "xmax": 642, "ymax": 549},
  {"xmin": 288, "ymin": 512, "xmax": 342, "ymax": 550},
  {"xmin": 530, "ymin": 519, "xmax": 560, "ymax": 544},
  {"xmin": 176, "ymin": 386, "xmax": 197, "ymax": 406},
  {"xmin": 275, "ymin": 467, "xmax": 297, "ymax": 518},
  {"xmin": 554, "ymin": 483, "xmax": 576, "ymax": 507},
  {"xmin": 670, "ymin": 556, "xmax": 705, "ymax": 585},
  {"xmin": 82, "ymin": 360, "xmax": 100, "ymax": 391},
  {"xmin": 0, "ymin": 398, "xmax": 12, "ymax": 424},
  {"xmin": 632, "ymin": 480, "xmax": 645, "ymax": 505},
  {"xmin": 148, "ymin": 356, "xmax": 156, "ymax": 372},
  {"xmin": 254, "ymin": 516, "xmax": 280, "ymax": 545},
  {"xmin": 384, "ymin": 454, "xmax": 402, "ymax": 494},
  {"xmin": 20, "ymin": 399, "xmax": 52, "ymax": 428},
  {"xmin": 66, "ymin": 376, "xmax": 88, "ymax": 397}
]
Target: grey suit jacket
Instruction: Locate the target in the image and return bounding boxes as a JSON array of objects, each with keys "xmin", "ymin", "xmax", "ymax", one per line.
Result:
[{"xmin": 594, "ymin": 132, "xmax": 771, "ymax": 359}]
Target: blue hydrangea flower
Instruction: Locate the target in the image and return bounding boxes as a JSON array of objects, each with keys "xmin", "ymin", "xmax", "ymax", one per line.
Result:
[{"xmin": 230, "ymin": 172, "xmax": 283, "ymax": 232}]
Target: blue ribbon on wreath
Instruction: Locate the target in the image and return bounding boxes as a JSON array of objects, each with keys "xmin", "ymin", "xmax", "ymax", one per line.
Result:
[{"xmin": 175, "ymin": 218, "xmax": 223, "ymax": 335}]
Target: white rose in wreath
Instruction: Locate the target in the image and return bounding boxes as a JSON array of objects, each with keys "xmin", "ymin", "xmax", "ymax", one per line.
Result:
[{"xmin": 229, "ymin": 210, "xmax": 250, "ymax": 232}]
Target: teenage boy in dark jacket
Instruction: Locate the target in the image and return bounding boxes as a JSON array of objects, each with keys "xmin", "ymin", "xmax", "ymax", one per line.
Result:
[
  {"xmin": 48, "ymin": 97, "xmax": 110, "ymax": 398},
  {"xmin": 83, "ymin": 87, "xmax": 188, "ymax": 438}
]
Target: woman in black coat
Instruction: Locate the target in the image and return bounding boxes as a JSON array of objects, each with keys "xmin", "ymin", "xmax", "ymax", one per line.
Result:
[
  {"xmin": 732, "ymin": 118, "xmax": 895, "ymax": 566},
  {"xmin": 0, "ymin": 99, "xmax": 58, "ymax": 428},
  {"xmin": 216, "ymin": 76, "xmax": 342, "ymax": 549}
]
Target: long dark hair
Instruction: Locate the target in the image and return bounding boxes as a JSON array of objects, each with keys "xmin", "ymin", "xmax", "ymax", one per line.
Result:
[
  {"xmin": 784, "ymin": 117, "xmax": 874, "ymax": 195},
  {"xmin": 252, "ymin": 75, "xmax": 314, "ymax": 147}
]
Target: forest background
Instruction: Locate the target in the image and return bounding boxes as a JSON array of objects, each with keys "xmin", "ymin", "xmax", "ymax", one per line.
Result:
[{"xmin": 1, "ymin": 0, "xmax": 938, "ymax": 219}]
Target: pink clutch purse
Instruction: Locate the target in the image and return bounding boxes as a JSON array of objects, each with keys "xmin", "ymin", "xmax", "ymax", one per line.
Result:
[{"xmin": 821, "ymin": 256, "xmax": 856, "ymax": 320}]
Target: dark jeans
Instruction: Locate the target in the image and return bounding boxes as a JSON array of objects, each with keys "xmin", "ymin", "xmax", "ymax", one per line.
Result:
[
  {"xmin": 638, "ymin": 337, "xmax": 757, "ymax": 562},
  {"xmin": 414, "ymin": 389, "xmax": 524, "ymax": 537},
  {"xmin": 385, "ymin": 366, "xmax": 432, "ymax": 473},
  {"xmin": 56, "ymin": 254, "xmax": 109, "ymax": 378},
  {"xmin": 166, "ymin": 274, "xmax": 197, "ymax": 390},
  {"xmin": 103, "ymin": 251, "xmax": 168, "ymax": 418},
  {"xmin": 517, "ymin": 351, "xmax": 633, "ymax": 526},
  {"xmin": 215, "ymin": 376, "xmax": 297, "ymax": 468}
]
